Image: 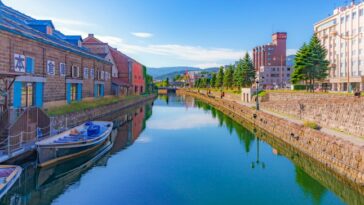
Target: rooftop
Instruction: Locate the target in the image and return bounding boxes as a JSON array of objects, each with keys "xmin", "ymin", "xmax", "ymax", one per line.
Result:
[{"xmin": 0, "ymin": 2, "xmax": 110, "ymax": 64}]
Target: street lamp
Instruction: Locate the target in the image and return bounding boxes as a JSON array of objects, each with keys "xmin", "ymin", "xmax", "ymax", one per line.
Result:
[
  {"xmin": 251, "ymin": 136, "xmax": 265, "ymax": 169},
  {"xmin": 330, "ymin": 30, "xmax": 363, "ymax": 92},
  {"xmin": 255, "ymin": 78, "xmax": 260, "ymax": 111}
]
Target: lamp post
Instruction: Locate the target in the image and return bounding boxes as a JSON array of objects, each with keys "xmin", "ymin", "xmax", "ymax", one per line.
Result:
[
  {"xmin": 330, "ymin": 30, "xmax": 363, "ymax": 92},
  {"xmin": 256, "ymin": 78, "xmax": 260, "ymax": 111}
]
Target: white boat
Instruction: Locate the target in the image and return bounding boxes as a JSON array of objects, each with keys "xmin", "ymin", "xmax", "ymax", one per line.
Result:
[
  {"xmin": 0, "ymin": 165, "xmax": 22, "ymax": 199},
  {"xmin": 36, "ymin": 121, "xmax": 113, "ymax": 167}
]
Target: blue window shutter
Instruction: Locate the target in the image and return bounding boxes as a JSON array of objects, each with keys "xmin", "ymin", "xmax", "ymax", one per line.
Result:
[
  {"xmin": 101, "ymin": 84, "xmax": 104, "ymax": 97},
  {"xmin": 77, "ymin": 83, "xmax": 82, "ymax": 101},
  {"xmin": 26, "ymin": 57, "xmax": 34, "ymax": 73},
  {"xmin": 94, "ymin": 84, "xmax": 98, "ymax": 97},
  {"xmin": 13, "ymin": 81, "xmax": 22, "ymax": 108},
  {"xmin": 35, "ymin": 82, "xmax": 43, "ymax": 108},
  {"xmin": 66, "ymin": 83, "xmax": 71, "ymax": 104}
]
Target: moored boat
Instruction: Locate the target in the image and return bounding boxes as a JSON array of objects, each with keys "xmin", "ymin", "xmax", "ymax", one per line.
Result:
[
  {"xmin": 0, "ymin": 165, "xmax": 22, "ymax": 199},
  {"xmin": 36, "ymin": 121, "xmax": 113, "ymax": 167}
]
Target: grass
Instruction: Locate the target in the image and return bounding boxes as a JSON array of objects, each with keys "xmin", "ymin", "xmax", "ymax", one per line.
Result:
[
  {"xmin": 46, "ymin": 95, "xmax": 142, "ymax": 116},
  {"xmin": 304, "ymin": 121, "xmax": 320, "ymax": 130}
]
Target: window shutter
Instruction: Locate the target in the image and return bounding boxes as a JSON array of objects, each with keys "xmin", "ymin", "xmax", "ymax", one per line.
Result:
[
  {"xmin": 66, "ymin": 83, "xmax": 71, "ymax": 104},
  {"xmin": 77, "ymin": 83, "xmax": 82, "ymax": 101},
  {"xmin": 13, "ymin": 81, "xmax": 22, "ymax": 108},
  {"xmin": 26, "ymin": 57, "xmax": 34, "ymax": 73},
  {"xmin": 35, "ymin": 82, "xmax": 43, "ymax": 108}
]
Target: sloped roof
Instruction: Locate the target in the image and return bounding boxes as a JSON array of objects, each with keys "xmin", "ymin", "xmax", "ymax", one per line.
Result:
[
  {"xmin": 83, "ymin": 35, "xmax": 105, "ymax": 44},
  {"xmin": 0, "ymin": 2, "xmax": 110, "ymax": 64}
]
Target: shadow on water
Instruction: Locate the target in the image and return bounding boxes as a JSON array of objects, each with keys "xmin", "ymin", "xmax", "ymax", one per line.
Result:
[
  {"xmin": 192, "ymin": 97, "xmax": 364, "ymax": 205},
  {"xmin": 0, "ymin": 102, "xmax": 154, "ymax": 205}
]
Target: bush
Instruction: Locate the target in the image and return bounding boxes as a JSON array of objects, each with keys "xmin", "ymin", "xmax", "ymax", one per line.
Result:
[
  {"xmin": 292, "ymin": 84, "xmax": 307, "ymax": 90},
  {"xmin": 304, "ymin": 121, "xmax": 320, "ymax": 130}
]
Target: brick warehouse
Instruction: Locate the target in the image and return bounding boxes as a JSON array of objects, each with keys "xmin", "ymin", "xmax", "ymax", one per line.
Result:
[
  {"xmin": 0, "ymin": 2, "xmax": 112, "ymax": 110},
  {"xmin": 82, "ymin": 34, "xmax": 146, "ymax": 96}
]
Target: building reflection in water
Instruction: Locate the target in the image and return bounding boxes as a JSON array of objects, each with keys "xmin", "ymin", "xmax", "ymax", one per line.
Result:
[{"xmin": 0, "ymin": 103, "xmax": 153, "ymax": 205}]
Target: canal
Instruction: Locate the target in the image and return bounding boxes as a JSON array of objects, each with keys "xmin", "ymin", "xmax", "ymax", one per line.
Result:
[{"xmin": 1, "ymin": 94, "xmax": 363, "ymax": 205}]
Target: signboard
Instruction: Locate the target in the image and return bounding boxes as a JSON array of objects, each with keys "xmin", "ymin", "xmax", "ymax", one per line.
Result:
[
  {"xmin": 14, "ymin": 54, "xmax": 26, "ymax": 72},
  {"xmin": 47, "ymin": 60, "xmax": 55, "ymax": 75}
]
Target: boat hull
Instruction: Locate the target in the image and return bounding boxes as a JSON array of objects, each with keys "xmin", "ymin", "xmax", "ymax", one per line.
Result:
[
  {"xmin": 0, "ymin": 166, "xmax": 22, "ymax": 199},
  {"xmin": 37, "ymin": 122, "xmax": 113, "ymax": 168}
]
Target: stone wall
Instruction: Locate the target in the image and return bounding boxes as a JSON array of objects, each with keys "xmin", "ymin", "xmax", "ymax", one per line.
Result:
[
  {"xmin": 261, "ymin": 92, "xmax": 364, "ymax": 137},
  {"xmin": 178, "ymin": 90, "xmax": 364, "ymax": 186},
  {"xmin": 50, "ymin": 95, "xmax": 155, "ymax": 132}
]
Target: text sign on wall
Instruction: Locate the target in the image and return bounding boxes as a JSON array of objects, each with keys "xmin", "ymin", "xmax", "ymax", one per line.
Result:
[{"xmin": 14, "ymin": 54, "xmax": 26, "ymax": 72}]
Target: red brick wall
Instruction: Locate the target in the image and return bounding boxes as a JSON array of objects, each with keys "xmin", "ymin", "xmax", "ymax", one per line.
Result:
[
  {"xmin": 0, "ymin": 30, "xmax": 112, "ymax": 106},
  {"xmin": 132, "ymin": 62, "xmax": 145, "ymax": 94}
]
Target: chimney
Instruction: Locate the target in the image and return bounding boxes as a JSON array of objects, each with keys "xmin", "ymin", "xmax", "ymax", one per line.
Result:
[{"xmin": 88, "ymin": 33, "xmax": 94, "ymax": 38}]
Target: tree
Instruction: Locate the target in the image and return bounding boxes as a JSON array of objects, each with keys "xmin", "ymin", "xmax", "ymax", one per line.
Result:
[
  {"xmin": 211, "ymin": 73, "xmax": 217, "ymax": 88},
  {"xmin": 215, "ymin": 66, "xmax": 224, "ymax": 88},
  {"xmin": 291, "ymin": 43, "xmax": 310, "ymax": 85},
  {"xmin": 241, "ymin": 52, "xmax": 255, "ymax": 87},
  {"xmin": 165, "ymin": 78, "xmax": 170, "ymax": 87},
  {"xmin": 223, "ymin": 65, "xmax": 234, "ymax": 89},
  {"xmin": 291, "ymin": 34, "xmax": 330, "ymax": 92},
  {"xmin": 234, "ymin": 59, "xmax": 244, "ymax": 89}
]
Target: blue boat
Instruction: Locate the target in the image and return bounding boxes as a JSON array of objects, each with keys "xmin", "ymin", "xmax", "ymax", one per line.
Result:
[
  {"xmin": 0, "ymin": 165, "xmax": 22, "ymax": 199},
  {"xmin": 36, "ymin": 121, "xmax": 113, "ymax": 167}
]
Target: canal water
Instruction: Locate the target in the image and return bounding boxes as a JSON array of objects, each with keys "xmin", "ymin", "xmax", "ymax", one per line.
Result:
[{"xmin": 1, "ymin": 94, "xmax": 363, "ymax": 205}]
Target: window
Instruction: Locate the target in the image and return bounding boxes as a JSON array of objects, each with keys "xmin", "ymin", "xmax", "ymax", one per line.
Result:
[
  {"xmin": 90, "ymin": 68, "xmax": 95, "ymax": 79},
  {"xmin": 101, "ymin": 71, "xmax": 105, "ymax": 80},
  {"xmin": 287, "ymin": 67, "xmax": 291, "ymax": 71},
  {"xmin": 25, "ymin": 57, "xmax": 34, "ymax": 74},
  {"xmin": 352, "ymin": 12, "xmax": 357, "ymax": 19},
  {"xmin": 84, "ymin": 67, "xmax": 89, "ymax": 79},
  {"xmin": 360, "ymin": 9, "xmax": 364, "ymax": 16},
  {"xmin": 346, "ymin": 15, "xmax": 350, "ymax": 21},
  {"xmin": 47, "ymin": 60, "xmax": 55, "ymax": 75},
  {"xmin": 60, "ymin": 63, "xmax": 66, "ymax": 77},
  {"xmin": 341, "ymin": 17, "xmax": 345, "ymax": 23},
  {"xmin": 21, "ymin": 82, "xmax": 35, "ymax": 107},
  {"xmin": 72, "ymin": 66, "xmax": 80, "ymax": 78}
]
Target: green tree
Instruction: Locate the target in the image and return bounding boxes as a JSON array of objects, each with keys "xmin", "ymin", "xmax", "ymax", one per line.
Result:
[
  {"xmin": 234, "ymin": 59, "xmax": 244, "ymax": 89},
  {"xmin": 241, "ymin": 53, "xmax": 255, "ymax": 87},
  {"xmin": 211, "ymin": 73, "xmax": 217, "ymax": 88},
  {"xmin": 308, "ymin": 34, "xmax": 330, "ymax": 87},
  {"xmin": 215, "ymin": 66, "xmax": 225, "ymax": 88},
  {"xmin": 291, "ymin": 34, "xmax": 330, "ymax": 92},
  {"xmin": 291, "ymin": 43, "xmax": 310, "ymax": 86},
  {"xmin": 166, "ymin": 78, "xmax": 170, "ymax": 87},
  {"xmin": 223, "ymin": 65, "xmax": 234, "ymax": 89}
]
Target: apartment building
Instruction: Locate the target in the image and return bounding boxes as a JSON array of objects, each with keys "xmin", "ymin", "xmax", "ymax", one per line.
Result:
[{"xmin": 314, "ymin": 1, "xmax": 364, "ymax": 91}]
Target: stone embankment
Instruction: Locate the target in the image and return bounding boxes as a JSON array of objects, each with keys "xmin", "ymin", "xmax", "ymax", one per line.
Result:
[
  {"xmin": 261, "ymin": 92, "xmax": 364, "ymax": 137},
  {"xmin": 50, "ymin": 94, "xmax": 156, "ymax": 131},
  {"xmin": 178, "ymin": 89, "xmax": 364, "ymax": 186}
]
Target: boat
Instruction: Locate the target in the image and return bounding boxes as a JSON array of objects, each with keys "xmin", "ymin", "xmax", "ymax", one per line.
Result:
[
  {"xmin": 36, "ymin": 121, "xmax": 113, "ymax": 167},
  {"xmin": 0, "ymin": 165, "xmax": 22, "ymax": 199}
]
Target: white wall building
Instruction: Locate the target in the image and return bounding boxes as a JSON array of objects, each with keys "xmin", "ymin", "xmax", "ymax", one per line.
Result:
[{"xmin": 314, "ymin": 1, "xmax": 364, "ymax": 91}]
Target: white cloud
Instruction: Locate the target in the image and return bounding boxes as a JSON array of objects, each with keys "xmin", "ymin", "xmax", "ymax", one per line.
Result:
[
  {"xmin": 148, "ymin": 112, "xmax": 218, "ymax": 130},
  {"xmin": 287, "ymin": 49, "xmax": 298, "ymax": 56},
  {"xmin": 131, "ymin": 32, "xmax": 153, "ymax": 38}
]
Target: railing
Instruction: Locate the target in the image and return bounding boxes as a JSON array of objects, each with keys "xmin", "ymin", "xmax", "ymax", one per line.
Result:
[{"xmin": 0, "ymin": 107, "xmax": 50, "ymax": 157}]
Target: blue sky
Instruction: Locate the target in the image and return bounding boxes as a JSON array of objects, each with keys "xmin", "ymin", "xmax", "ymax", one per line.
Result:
[{"xmin": 3, "ymin": 0, "xmax": 345, "ymax": 68}]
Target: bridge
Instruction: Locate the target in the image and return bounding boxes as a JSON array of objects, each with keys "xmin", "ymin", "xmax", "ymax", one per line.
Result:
[{"xmin": 157, "ymin": 87, "xmax": 179, "ymax": 94}]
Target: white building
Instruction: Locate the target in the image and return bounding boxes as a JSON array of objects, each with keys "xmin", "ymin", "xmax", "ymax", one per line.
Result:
[{"xmin": 314, "ymin": 1, "xmax": 364, "ymax": 91}]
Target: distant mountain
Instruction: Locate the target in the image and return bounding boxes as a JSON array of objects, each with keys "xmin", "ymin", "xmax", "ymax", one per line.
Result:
[
  {"xmin": 148, "ymin": 66, "xmax": 219, "ymax": 80},
  {"xmin": 147, "ymin": 67, "xmax": 200, "ymax": 78}
]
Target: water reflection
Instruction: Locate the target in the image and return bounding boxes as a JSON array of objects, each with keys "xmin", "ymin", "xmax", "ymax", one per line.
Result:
[
  {"xmin": 192, "ymin": 98, "xmax": 364, "ymax": 205},
  {"xmin": 0, "ymin": 102, "xmax": 153, "ymax": 205}
]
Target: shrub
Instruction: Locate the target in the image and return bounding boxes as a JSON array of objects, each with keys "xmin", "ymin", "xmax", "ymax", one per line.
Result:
[
  {"xmin": 292, "ymin": 84, "xmax": 308, "ymax": 90},
  {"xmin": 304, "ymin": 121, "xmax": 320, "ymax": 130}
]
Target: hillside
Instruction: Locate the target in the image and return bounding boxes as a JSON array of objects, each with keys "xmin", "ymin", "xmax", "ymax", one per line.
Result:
[{"xmin": 148, "ymin": 66, "xmax": 219, "ymax": 81}]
